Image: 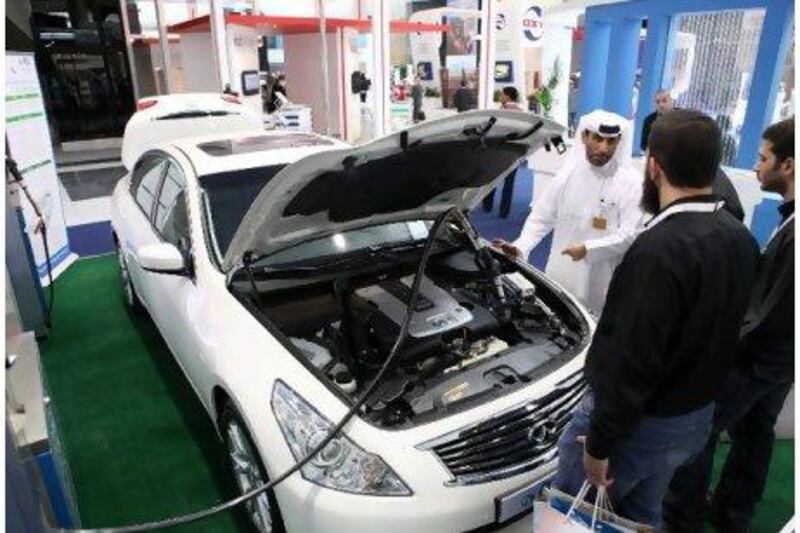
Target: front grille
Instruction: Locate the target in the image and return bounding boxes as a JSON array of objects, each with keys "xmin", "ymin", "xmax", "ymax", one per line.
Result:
[{"xmin": 419, "ymin": 371, "xmax": 585, "ymax": 485}]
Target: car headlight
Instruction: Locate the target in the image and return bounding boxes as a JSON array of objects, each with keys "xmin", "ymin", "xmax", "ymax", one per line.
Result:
[{"xmin": 271, "ymin": 380, "xmax": 411, "ymax": 496}]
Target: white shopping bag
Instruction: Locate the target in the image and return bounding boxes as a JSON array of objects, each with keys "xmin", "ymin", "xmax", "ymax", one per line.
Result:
[
  {"xmin": 534, "ymin": 500, "xmax": 596, "ymax": 532},
  {"xmin": 533, "ymin": 482, "xmax": 652, "ymax": 533}
]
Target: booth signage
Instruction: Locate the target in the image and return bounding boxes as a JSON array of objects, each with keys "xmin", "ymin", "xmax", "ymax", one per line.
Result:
[
  {"xmin": 6, "ymin": 53, "xmax": 73, "ymax": 283},
  {"xmin": 522, "ymin": 5, "xmax": 544, "ymax": 47}
]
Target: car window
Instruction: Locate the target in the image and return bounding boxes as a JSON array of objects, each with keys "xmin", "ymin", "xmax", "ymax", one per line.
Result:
[
  {"xmin": 133, "ymin": 157, "xmax": 167, "ymax": 217},
  {"xmin": 154, "ymin": 162, "xmax": 190, "ymax": 248}
]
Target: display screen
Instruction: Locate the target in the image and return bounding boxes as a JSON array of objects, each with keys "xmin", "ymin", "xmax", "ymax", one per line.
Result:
[{"xmin": 241, "ymin": 70, "xmax": 260, "ymax": 95}]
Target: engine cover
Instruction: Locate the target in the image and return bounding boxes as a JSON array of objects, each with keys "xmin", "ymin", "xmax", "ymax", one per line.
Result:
[{"xmin": 355, "ymin": 275, "xmax": 473, "ymax": 338}]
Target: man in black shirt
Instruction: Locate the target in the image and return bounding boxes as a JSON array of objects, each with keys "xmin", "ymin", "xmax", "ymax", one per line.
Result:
[
  {"xmin": 454, "ymin": 80, "xmax": 473, "ymax": 112},
  {"xmin": 553, "ymin": 110, "xmax": 759, "ymax": 529},
  {"xmin": 663, "ymin": 117, "xmax": 794, "ymax": 533},
  {"xmin": 714, "ymin": 167, "xmax": 745, "ymax": 221},
  {"xmin": 640, "ymin": 89, "xmax": 674, "ymax": 152}
]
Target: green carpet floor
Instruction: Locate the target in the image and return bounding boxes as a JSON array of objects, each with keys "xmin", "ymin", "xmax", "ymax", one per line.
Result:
[
  {"xmin": 38, "ymin": 255, "xmax": 794, "ymax": 531},
  {"xmin": 39, "ymin": 255, "xmax": 248, "ymax": 532}
]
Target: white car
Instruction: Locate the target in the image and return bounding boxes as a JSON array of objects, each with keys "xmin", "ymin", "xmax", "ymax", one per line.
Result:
[
  {"xmin": 110, "ymin": 107, "xmax": 593, "ymax": 532},
  {"xmin": 121, "ymin": 92, "xmax": 263, "ymax": 170}
]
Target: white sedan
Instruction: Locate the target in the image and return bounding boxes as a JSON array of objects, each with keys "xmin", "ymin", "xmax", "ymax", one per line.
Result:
[{"xmin": 110, "ymin": 105, "xmax": 593, "ymax": 532}]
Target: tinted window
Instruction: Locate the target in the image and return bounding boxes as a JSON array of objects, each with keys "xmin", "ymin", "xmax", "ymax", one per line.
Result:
[
  {"xmin": 133, "ymin": 157, "xmax": 167, "ymax": 216},
  {"xmin": 154, "ymin": 163, "xmax": 189, "ymax": 248},
  {"xmin": 199, "ymin": 165, "xmax": 286, "ymax": 257}
]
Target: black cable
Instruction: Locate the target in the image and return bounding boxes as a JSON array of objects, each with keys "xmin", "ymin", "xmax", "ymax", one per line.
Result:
[
  {"xmin": 70, "ymin": 207, "xmax": 464, "ymax": 532},
  {"xmin": 6, "ymin": 156, "xmax": 55, "ymax": 326}
]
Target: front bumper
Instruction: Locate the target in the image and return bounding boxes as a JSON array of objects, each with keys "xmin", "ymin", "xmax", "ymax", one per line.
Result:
[{"xmin": 275, "ymin": 460, "xmax": 556, "ymax": 532}]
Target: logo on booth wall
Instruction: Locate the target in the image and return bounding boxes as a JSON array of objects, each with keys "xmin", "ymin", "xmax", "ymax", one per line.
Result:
[
  {"xmin": 522, "ymin": 6, "xmax": 544, "ymax": 43},
  {"xmin": 495, "ymin": 13, "xmax": 507, "ymax": 31}
]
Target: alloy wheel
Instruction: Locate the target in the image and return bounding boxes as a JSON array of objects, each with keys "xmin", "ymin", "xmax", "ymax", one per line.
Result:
[{"xmin": 226, "ymin": 419, "xmax": 273, "ymax": 533}]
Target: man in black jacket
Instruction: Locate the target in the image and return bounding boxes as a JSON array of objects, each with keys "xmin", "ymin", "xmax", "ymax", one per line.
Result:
[
  {"xmin": 640, "ymin": 89, "xmax": 674, "ymax": 152},
  {"xmin": 454, "ymin": 80, "xmax": 473, "ymax": 112},
  {"xmin": 714, "ymin": 167, "xmax": 745, "ymax": 221},
  {"xmin": 663, "ymin": 117, "xmax": 794, "ymax": 533},
  {"xmin": 553, "ymin": 110, "xmax": 759, "ymax": 529}
]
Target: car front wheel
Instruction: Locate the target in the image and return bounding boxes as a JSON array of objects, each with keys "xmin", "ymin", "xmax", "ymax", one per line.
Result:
[{"xmin": 220, "ymin": 402, "xmax": 286, "ymax": 533}]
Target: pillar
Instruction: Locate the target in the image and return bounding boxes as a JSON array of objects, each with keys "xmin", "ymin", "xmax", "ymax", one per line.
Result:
[
  {"xmin": 209, "ymin": 0, "xmax": 230, "ymax": 90},
  {"xmin": 736, "ymin": 0, "xmax": 794, "ymax": 168},
  {"xmin": 603, "ymin": 17, "xmax": 643, "ymax": 117},
  {"xmin": 153, "ymin": 0, "xmax": 173, "ymax": 94},
  {"xmin": 635, "ymin": 12, "xmax": 672, "ymax": 152},
  {"xmin": 371, "ymin": 0, "xmax": 390, "ymax": 137},
  {"xmin": 577, "ymin": 15, "xmax": 611, "ymax": 117},
  {"xmin": 477, "ymin": 0, "xmax": 495, "ymax": 110}
]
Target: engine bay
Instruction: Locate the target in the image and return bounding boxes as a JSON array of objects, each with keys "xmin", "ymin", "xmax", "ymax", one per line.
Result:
[{"xmin": 244, "ymin": 245, "xmax": 588, "ymax": 429}]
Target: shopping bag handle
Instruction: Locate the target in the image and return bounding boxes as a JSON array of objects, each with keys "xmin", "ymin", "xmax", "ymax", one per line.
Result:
[{"xmin": 563, "ymin": 481, "xmax": 613, "ymax": 530}]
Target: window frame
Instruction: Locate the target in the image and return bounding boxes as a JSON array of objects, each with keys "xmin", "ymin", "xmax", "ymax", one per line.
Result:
[
  {"xmin": 130, "ymin": 154, "xmax": 169, "ymax": 222},
  {"xmin": 152, "ymin": 161, "xmax": 191, "ymax": 250},
  {"xmin": 130, "ymin": 150, "xmax": 193, "ymax": 255}
]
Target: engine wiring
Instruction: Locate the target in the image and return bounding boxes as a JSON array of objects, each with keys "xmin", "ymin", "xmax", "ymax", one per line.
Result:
[{"xmin": 65, "ymin": 206, "xmax": 467, "ymax": 532}]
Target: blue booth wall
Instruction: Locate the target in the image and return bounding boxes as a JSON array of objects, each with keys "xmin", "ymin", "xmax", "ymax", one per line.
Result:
[{"xmin": 577, "ymin": 0, "xmax": 794, "ymax": 169}]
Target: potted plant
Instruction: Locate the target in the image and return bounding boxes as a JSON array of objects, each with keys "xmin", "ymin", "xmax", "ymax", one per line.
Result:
[{"xmin": 529, "ymin": 58, "xmax": 562, "ymax": 117}]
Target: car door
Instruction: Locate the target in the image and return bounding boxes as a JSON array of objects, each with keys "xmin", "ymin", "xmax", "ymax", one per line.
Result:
[
  {"xmin": 124, "ymin": 154, "xmax": 169, "ymax": 310},
  {"xmin": 145, "ymin": 159, "xmax": 213, "ymax": 399}
]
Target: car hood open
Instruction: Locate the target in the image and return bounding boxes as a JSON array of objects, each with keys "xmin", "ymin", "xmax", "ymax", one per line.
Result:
[{"xmin": 222, "ymin": 110, "xmax": 564, "ymax": 273}]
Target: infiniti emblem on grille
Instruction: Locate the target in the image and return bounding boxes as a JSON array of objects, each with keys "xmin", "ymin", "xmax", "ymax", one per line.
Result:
[{"xmin": 527, "ymin": 417, "xmax": 558, "ymax": 446}]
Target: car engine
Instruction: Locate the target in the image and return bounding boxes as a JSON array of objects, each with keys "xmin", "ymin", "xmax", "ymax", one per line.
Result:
[{"xmin": 259, "ymin": 248, "xmax": 584, "ymax": 428}]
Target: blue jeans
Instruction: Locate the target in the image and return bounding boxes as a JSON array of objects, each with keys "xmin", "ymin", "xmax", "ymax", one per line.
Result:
[
  {"xmin": 663, "ymin": 357, "xmax": 793, "ymax": 532},
  {"xmin": 554, "ymin": 392, "xmax": 714, "ymax": 530}
]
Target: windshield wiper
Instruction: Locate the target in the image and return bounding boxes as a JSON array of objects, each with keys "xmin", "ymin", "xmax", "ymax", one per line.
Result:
[
  {"xmin": 156, "ymin": 111, "xmax": 236, "ymax": 120},
  {"xmin": 251, "ymin": 240, "xmax": 427, "ymax": 278}
]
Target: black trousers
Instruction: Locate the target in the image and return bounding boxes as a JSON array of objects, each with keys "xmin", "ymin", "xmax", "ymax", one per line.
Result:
[
  {"xmin": 663, "ymin": 355, "xmax": 793, "ymax": 533},
  {"xmin": 482, "ymin": 174, "xmax": 516, "ymax": 218}
]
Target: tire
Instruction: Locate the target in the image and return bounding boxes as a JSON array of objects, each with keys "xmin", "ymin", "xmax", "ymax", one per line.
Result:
[
  {"xmin": 116, "ymin": 242, "xmax": 144, "ymax": 314},
  {"xmin": 219, "ymin": 402, "xmax": 286, "ymax": 533}
]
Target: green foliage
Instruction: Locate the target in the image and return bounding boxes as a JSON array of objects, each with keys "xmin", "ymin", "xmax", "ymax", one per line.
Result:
[{"xmin": 528, "ymin": 57, "xmax": 562, "ymax": 117}]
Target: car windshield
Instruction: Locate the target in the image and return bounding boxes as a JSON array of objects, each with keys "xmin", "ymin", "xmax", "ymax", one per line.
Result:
[
  {"xmin": 199, "ymin": 166, "xmax": 433, "ymax": 265},
  {"xmin": 200, "ymin": 165, "xmax": 287, "ymax": 259}
]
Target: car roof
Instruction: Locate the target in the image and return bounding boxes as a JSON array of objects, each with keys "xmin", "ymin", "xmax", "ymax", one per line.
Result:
[{"xmin": 169, "ymin": 130, "xmax": 348, "ymax": 177}]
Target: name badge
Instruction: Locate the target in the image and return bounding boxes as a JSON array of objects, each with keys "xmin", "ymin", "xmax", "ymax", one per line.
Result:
[{"xmin": 591, "ymin": 216, "xmax": 607, "ymax": 230}]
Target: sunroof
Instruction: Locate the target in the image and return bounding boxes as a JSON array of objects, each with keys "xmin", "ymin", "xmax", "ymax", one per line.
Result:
[{"xmin": 197, "ymin": 134, "xmax": 333, "ymax": 156}]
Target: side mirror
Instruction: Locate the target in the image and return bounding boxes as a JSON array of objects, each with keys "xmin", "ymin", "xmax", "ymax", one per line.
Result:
[{"xmin": 137, "ymin": 243, "xmax": 187, "ymax": 275}]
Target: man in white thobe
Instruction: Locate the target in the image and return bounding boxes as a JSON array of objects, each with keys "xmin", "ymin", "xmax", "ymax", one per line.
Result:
[{"xmin": 494, "ymin": 110, "xmax": 643, "ymax": 315}]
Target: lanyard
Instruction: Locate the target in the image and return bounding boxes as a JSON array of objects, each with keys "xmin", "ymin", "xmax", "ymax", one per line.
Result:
[
  {"xmin": 644, "ymin": 200, "xmax": 725, "ymax": 231},
  {"xmin": 766, "ymin": 212, "xmax": 795, "ymax": 247}
]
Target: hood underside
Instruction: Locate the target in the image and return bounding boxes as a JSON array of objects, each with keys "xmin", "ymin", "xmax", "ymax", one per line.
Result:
[{"xmin": 222, "ymin": 110, "xmax": 564, "ymax": 272}]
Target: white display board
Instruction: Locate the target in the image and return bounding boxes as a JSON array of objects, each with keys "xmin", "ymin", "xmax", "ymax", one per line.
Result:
[{"xmin": 6, "ymin": 52, "xmax": 74, "ymax": 284}]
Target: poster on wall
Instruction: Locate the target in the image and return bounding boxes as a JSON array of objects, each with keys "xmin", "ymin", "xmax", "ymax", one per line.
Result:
[
  {"xmin": 494, "ymin": 61, "xmax": 514, "ymax": 82},
  {"xmin": 6, "ymin": 52, "xmax": 74, "ymax": 284},
  {"xmin": 445, "ymin": 15, "xmax": 479, "ymax": 69},
  {"xmin": 521, "ymin": 5, "xmax": 544, "ymax": 48}
]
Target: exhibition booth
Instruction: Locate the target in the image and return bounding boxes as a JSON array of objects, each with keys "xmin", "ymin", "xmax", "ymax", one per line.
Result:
[{"xmin": 5, "ymin": 0, "xmax": 796, "ymax": 531}]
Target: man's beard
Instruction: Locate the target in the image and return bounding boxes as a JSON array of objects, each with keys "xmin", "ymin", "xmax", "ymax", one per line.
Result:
[
  {"xmin": 641, "ymin": 167, "xmax": 661, "ymax": 215},
  {"xmin": 758, "ymin": 165, "xmax": 787, "ymax": 196}
]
